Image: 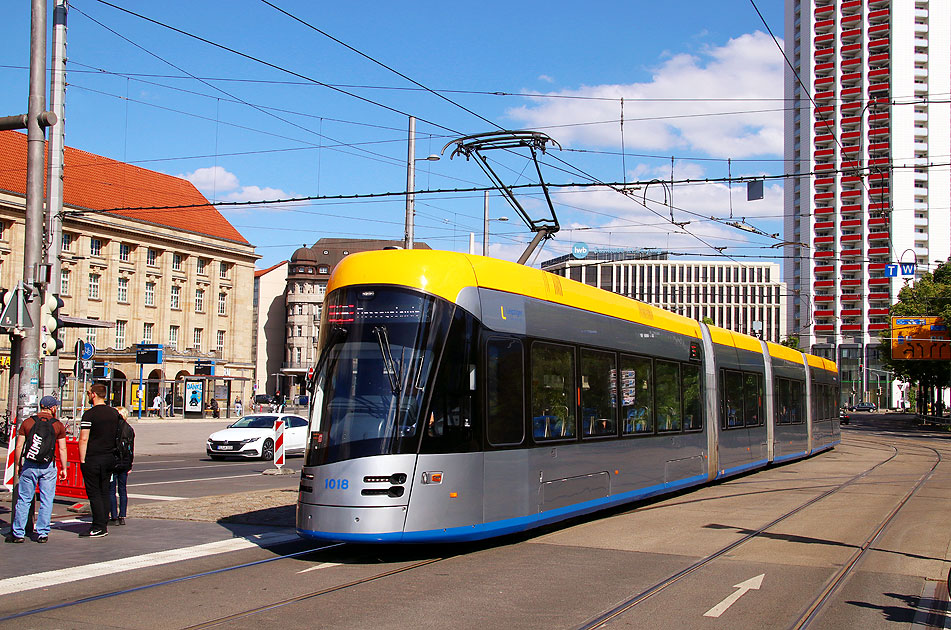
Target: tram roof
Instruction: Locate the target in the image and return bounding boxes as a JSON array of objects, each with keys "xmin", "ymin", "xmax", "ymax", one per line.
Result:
[{"xmin": 328, "ymin": 250, "xmax": 836, "ymax": 373}]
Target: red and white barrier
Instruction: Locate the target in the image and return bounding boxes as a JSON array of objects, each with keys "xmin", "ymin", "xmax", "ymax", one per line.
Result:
[
  {"xmin": 3, "ymin": 419, "xmax": 16, "ymax": 489},
  {"xmin": 273, "ymin": 419, "xmax": 285, "ymax": 468}
]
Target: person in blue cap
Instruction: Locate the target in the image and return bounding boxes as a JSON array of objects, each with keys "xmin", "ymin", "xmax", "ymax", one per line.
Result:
[{"xmin": 5, "ymin": 396, "xmax": 68, "ymax": 543}]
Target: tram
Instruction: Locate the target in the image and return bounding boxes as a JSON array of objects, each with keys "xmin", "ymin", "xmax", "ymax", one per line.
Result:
[{"xmin": 297, "ymin": 250, "xmax": 839, "ymax": 543}]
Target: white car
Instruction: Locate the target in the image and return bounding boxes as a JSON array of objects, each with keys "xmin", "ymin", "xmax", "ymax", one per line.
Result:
[{"xmin": 206, "ymin": 414, "xmax": 309, "ymax": 460}]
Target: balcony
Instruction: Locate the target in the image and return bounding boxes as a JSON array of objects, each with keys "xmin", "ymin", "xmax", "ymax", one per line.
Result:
[
  {"xmin": 815, "ymin": 192, "xmax": 835, "ymax": 202},
  {"xmin": 815, "ymin": 251, "xmax": 835, "ymax": 259},
  {"xmin": 815, "ymin": 76, "xmax": 835, "ymax": 88},
  {"xmin": 841, "ymin": 309, "xmax": 862, "ymax": 316},
  {"xmin": 868, "ymin": 246, "xmax": 890, "ymax": 256},
  {"xmin": 841, "ymin": 0, "xmax": 862, "ymax": 11},
  {"xmin": 841, "ymin": 234, "xmax": 862, "ymax": 243},
  {"xmin": 840, "ymin": 294, "xmax": 862, "ymax": 302},
  {"xmin": 815, "ymin": 205, "xmax": 835, "ymax": 215},
  {"xmin": 869, "ymin": 38, "xmax": 889, "ymax": 49},
  {"xmin": 815, "ymin": 279, "xmax": 835, "ymax": 288},
  {"xmin": 815, "ymin": 265, "xmax": 835, "ymax": 274},
  {"xmin": 815, "ymin": 324, "xmax": 835, "ymax": 333},
  {"xmin": 841, "ymin": 43, "xmax": 862, "ymax": 54},
  {"xmin": 869, "ymin": 68, "xmax": 890, "ymax": 82},
  {"xmin": 814, "ymin": 220, "xmax": 835, "ymax": 230},
  {"xmin": 841, "ymin": 279, "xmax": 862, "ymax": 287},
  {"xmin": 815, "ymin": 47, "xmax": 835, "ymax": 58},
  {"xmin": 815, "ymin": 4, "xmax": 834, "ymax": 18},
  {"xmin": 841, "ymin": 203, "xmax": 862, "ymax": 214},
  {"xmin": 869, "ymin": 23, "xmax": 889, "ymax": 36},
  {"xmin": 815, "ymin": 236, "xmax": 835, "ymax": 245},
  {"xmin": 868, "ymin": 292, "xmax": 891, "ymax": 301},
  {"xmin": 869, "ymin": 277, "xmax": 891, "ymax": 286},
  {"xmin": 814, "ymin": 310, "xmax": 835, "ymax": 318},
  {"xmin": 815, "ymin": 18, "xmax": 836, "ymax": 32},
  {"xmin": 815, "ymin": 32, "xmax": 835, "ymax": 45},
  {"xmin": 869, "ymin": 323, "xmax": 889, "ymax": 332},
  {"xmin": 841, "ymin": 248, "xmax": 863, "ymax": 257},
  {"xmin": 841, "ymin": 264, "xmax": 862, "ymax": 272},
  {"xmin": 869, "ymin": 308, "xmax": 890, "ymax": 316},
  {"xmin": 841, "ymin": 324, "xmax": 864, "ymax": 332},
  {"xmin": 815, "ymin": 177, "xmax": 835, "ymax": 187},
  {"xmin": 869, "ymin": 52, "xmax": 890, "ymax": 65},
  {"xmin": 815, "ymin": 294, "xmax": 835, "ymax": 302}
]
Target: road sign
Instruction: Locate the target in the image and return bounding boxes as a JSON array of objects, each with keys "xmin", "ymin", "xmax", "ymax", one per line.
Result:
[
  {"xmin": 900, "ymin": 262, "xmax": 916, "ymax": 277},
  {"xmin": 80, "ymin": 341, "xmax": 95, "ymax": 361},
  {"xmin": 885, "ymin": 264, "xmax": 898, "ymax": 277},
  {"xmin": 891, "ymin": 316, "xmax": 950, "ymax": 360},
  {"xmin": 136, "ymin": 344, "xmax": 163, "ymax": 364},
  {"xmin": 0, "ymin": 284, "xmax": 32, "ymax": 329}
]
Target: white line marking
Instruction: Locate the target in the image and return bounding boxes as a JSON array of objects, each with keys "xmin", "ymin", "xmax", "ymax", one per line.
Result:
[
  {"xmin": 126, "ymin": 493, "xmax": 185, "ymax": 501},
  {"xmin": 0, "ymin": 532, "xmax": 300, "ymax": 596},
  {"xmin": 703, "ymin": 574, "xmax": 765, "ymax": 618},
  {"xmin": 133, "ymin": 462, "xmax": 258, "ymax": 473},
  {"xmin": 297, "ymin": 562, "xmax": 341, "ymax": 574},
  {"xmin": 128, "ymin": 473, "xmax": 262, "ymax": 487}
]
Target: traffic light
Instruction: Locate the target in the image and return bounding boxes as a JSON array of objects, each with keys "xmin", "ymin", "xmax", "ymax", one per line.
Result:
[{"xmin": 40, "ymin": 292, "xmax": 65, "ymax": 355}]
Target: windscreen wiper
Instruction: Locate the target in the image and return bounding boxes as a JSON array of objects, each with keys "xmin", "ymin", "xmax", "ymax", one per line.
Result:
[{"xmin": 372, "ymin": 326, "xmax": 401, "ymax": 395}]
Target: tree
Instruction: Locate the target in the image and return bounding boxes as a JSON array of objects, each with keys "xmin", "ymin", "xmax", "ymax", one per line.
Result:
[
  {"xmin": 879, "ymin": 261, "xmax": 951, "ymax": 394},
  {"xmin": 780, "ymin": 336, "xmax": 800, "ymax": 350}
]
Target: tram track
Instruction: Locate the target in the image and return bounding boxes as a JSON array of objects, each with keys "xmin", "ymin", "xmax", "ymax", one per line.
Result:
[
  {"xmin": 575, "ymin": 436, "xmax": 943, "ymax": 629},
  {"xmin": 1, "ymin": 536, "xmax": 453, "ymax": 628}
]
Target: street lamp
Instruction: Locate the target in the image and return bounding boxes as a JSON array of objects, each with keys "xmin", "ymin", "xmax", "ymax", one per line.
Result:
[
  {"xmin": 404, "ymin": 116, "xmax": 440, "ymax": 250},
  {"xmin": 483, "ymin": 190, "xmax": 509, "ymax": 256}
]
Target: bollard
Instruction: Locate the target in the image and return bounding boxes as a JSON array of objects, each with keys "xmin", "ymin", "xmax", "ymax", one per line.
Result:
[
  {"xmin": 263, "ymin": 418, "xmax": 294, "ymax": 475},
  {"xmin": 3, "ymin": 420, "xmax": 16, "ymax": 490}
]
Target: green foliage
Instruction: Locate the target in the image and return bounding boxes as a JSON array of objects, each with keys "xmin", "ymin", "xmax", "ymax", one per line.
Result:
[
  {"xmin": 701, "ymin": 317, "xmax": 715, "ymax": 325},
  {"xmin": 879, "ymin": 261, "xmax": 951, "ymax": 389},
  {"xmin": 780, "ymin": 336, "xmax": 800, "ymax": 350}
]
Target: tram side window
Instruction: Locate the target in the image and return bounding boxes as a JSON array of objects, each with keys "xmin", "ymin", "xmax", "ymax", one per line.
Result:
[
  {"xmin": 531, "ymin": 342, "xmax": 577, "ymax": 441},
  {"xmin": 486, "ymin": 338, "xmax": 525, "ymax": 446},
  {"xmin": 811, "ymin": 379, "xmax": 818, "ymax": 424},
  {"xmin": 682, "ymin": 363, "xmax": 703, "ymax": 431},
  {"xmin": 421, "ymin": 313, "xmax": 480, "ymax": 454},
  {"xmin": 655, "ymin": 360, "xmax": 682, "ymax": 432},
  {"xmin": 581, "ymin": 349, "xmax": 618, "ymax": 437},
  {"xmin": 621, "ymin": 355, "xmax": 653, "ymax": 435},
  {"xmin": 744, "ymin": 373, "xmax": 764, "ymax": 427},
  {"xmin": 722, "ymin": 370, "xmax": 745, "ymax": 428},
  {"xmin": 792, "ymin": 380, "xmax": 805, "ymax": 424}
]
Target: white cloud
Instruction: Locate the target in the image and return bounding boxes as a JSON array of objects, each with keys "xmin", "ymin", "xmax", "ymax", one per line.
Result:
[
  {"xmin": 179, "ymin": 166, "xmax": 290, "ymax": 204},
  {"xmin": 507, "ymin": 32, "xmax": 784, "ymax": 158}
]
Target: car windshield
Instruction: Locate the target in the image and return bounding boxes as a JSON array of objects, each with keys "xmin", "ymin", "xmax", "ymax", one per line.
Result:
[
  {"xmin": 306, "ymin": 287, "xmax": 452, "ymax": 465},
  {"xmin": 229, "ymin": 415, "xmax": 279, "ymax": 429}
]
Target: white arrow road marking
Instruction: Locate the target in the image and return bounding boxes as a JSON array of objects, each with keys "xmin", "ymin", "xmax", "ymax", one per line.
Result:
[
  {"xmin": 297, "ymin": 562, "xmax": 341, "ymax": 574},
  {"xmin": 703, "ymin": 573, "xmax": 765, "ymax": 618}
]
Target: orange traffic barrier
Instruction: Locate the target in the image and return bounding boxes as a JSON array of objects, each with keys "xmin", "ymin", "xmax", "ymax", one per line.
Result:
[{"xmin": 55, "ymin": 438, "xmax": 87, "ymax": 499}]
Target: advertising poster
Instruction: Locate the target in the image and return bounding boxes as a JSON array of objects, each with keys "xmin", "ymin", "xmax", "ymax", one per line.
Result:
[
  {"xmin": 130, "ymin": 384, "xmax": 143, "ymax": 412},
  {"xmin": 185, "ymin": 381, "xmax": 203, "ymax": 413}
]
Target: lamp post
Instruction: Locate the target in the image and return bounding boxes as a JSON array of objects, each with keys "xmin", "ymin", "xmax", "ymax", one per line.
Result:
[
  {"xmin": 404, "ymin": 116, "xmax": 440, "ymax": 250},
  {"xmin": 483, "ymin": 190, "xmax": 509, "ymax": 256}
]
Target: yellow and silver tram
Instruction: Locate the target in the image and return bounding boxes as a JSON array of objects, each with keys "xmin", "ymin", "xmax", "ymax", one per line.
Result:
[{"xmin": 297, "ymin": 250, "xmax": 839, "ymax": 543}]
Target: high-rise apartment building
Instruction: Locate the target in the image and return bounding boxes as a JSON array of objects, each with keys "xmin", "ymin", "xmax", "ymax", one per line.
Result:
[{"xmin": 784, "ymin": 0, "xmax": 950, "ymax": 407}]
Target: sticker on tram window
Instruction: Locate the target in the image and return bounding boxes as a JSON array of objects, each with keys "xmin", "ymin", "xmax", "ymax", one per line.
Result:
[{"xmin": 324, "ymin": 478, "xmax": 349, "ymax": 490}]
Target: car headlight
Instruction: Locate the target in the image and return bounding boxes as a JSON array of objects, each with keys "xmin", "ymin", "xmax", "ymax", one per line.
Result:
[{"xmin": 239, "ymin": 437, "xmax": 260, "ymax": 445}]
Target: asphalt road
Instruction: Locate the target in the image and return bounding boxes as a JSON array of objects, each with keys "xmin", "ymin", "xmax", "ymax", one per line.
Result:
[{"xmin": 2, "ymin": 414, "xmax": 949, "ymax": 630}]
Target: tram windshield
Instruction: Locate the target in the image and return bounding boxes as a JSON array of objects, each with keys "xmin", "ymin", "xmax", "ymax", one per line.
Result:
[{"xmin": 305, "ymin": 287, "xmax": 452, "ymax": 465}]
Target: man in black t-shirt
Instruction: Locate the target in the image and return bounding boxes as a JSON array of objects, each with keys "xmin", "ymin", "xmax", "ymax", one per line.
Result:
[{"xmin": 79, "ymin": 383, "xmax": 119, "ymax": 538}]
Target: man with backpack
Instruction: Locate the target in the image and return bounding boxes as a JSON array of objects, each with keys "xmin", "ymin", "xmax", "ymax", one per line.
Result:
[
  {"xmin": 5, "ymin": 396, "xmax": 68, "ymax": 544},
  {"xmin": 78, "ymin": 384, "xmax": 119, "ymax": 538}
]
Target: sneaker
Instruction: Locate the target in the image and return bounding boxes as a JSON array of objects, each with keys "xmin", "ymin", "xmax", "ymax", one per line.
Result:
[
  {"xmin": 108, "ymin": 519, "xmax": 118, "ymax": 525},
  {"xmin": 79, "ymin": 529, "xmax": 108, "ymax": 538},
  {"xmin": 4, "ymin": 535, "xmax": 25, "ymax": 543},
  {"xmin": 36, "ymin": 535, "xmax": 48, "ymax": 543},
  {"xmin": 117, "ymin": 517, "xmax": 126, "ymax": 526}
]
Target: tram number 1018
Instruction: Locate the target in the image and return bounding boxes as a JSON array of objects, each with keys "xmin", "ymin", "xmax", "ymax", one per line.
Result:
[{"xmin": 324, "ymin": 478, "xmax": 349, "ymax": 490}]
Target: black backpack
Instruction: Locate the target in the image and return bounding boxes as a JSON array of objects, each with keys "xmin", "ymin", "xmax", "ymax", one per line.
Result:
[
  {"xmin": 22, "ymin": 415, "xmax": 55, "ymax": 465},
  {"xmin": 113, "ymin": 414, "xmax": 135, "ymax": 473}
]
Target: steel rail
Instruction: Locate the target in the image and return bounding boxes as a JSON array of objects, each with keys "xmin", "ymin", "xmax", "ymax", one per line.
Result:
[
  {"xmin": 0, "ymin": 541, "xmax": 345, "ymax": 622},
  {"xmin": 575, "ymin": 438, "xmax": 902, "ymax": 630},
  {"xmin": 791, "ymin": 443, "xmax": 943, "ymax": 629},
  {"xmin": 182, "ymin": 557, "xmax": 445, "ymax": 629}
]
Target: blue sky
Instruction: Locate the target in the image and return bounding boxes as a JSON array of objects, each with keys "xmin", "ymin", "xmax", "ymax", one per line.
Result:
[{"xmin": 1, "ymin": 1, "xmax": 788, "ymax": 270}]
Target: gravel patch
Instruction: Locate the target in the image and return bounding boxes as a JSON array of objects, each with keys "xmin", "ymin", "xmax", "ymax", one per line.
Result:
[{"xmin": 130, "ymin": 488, "xmax": 298, "ymax": 527}]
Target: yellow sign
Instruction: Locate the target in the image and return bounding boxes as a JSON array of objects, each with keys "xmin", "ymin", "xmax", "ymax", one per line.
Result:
[
  {"xmin": 131, "ymin": 384, "xmax": 143, "ymax": 410},
  {"xmin": 891, "ymin": 316, "xmax": 951, "ymax": 360}
]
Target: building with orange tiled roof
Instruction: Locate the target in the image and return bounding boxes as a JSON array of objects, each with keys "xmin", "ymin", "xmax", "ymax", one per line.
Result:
[{"xmin": 0, "ymin": 130, "xmax": 259, "ymax": 414}]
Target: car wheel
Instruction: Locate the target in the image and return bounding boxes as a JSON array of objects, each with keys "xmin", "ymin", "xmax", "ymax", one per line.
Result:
[{"xmin": 261, "ymin": 438, "xmax": 274, "ymax": 461}]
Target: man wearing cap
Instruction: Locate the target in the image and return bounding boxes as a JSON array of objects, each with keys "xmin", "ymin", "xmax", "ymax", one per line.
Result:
[{"xmin": 5, "ymin": 396, "xmax": 68, "ymax": 544}]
